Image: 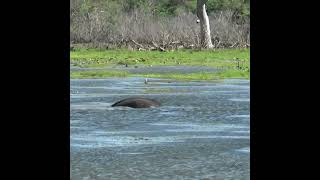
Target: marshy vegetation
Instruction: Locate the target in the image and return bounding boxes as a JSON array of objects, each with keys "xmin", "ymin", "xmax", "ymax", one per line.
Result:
[
  {"xmin": 70, "ymin": 48, "xmax": 250, "ymax": 80},
  {"xmin": 71, "ymin": 48, "xmax": 249, "ymax": 67}
]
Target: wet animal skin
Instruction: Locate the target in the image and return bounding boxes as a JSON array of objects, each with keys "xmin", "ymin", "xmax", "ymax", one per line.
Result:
[{"xmin": 111, "ymin": 98, "xmax": 161, "ymax": 108}]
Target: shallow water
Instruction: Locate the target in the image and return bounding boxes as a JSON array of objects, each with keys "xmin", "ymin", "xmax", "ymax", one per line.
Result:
[
  {"xmin": 70, "ymin": 65, "xmax": 222, "ymax": 74},
  {"xmin": 70, "ymin": 77, "xmax": 250, "ymax": 180}
]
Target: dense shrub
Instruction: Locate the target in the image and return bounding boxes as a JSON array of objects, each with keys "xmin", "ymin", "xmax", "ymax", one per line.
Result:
[{"xmin": 70, "ymin": 0, "xmax": 250, "ymax": 49}]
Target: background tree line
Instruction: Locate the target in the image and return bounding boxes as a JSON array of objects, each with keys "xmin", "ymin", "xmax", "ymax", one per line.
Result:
[{"xmin": 70, "ymin": 0, "xmax": 250, "ymax": 49}]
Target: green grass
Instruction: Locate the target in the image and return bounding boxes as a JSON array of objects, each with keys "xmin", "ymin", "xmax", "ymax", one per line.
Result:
[
  {"xmin": 70, "ymin": 48, "xmax": 250, "ymax": 80},
  {"xmin": 70, "ymin": 48, "xmax": 250, "ymax": 69},
  {"xmin": 70, "ymin": 69, "xmax": 249, "ymax": 80}
]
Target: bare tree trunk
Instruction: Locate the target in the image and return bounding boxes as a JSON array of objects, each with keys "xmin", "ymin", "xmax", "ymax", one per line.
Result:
[{"xmin": 197, "ymin": 0, "xmax": 213, "ymax": 49}]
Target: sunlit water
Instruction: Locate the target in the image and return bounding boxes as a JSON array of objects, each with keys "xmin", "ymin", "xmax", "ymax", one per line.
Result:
[{"xmin": 70, "ymin": 77, "xmax": 250, "ymax": 180}]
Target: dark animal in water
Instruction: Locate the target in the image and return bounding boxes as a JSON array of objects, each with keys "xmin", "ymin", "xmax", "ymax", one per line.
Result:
[{"xmin": 111, "ymin": 97, "xmax": 161, "ymax": 108}]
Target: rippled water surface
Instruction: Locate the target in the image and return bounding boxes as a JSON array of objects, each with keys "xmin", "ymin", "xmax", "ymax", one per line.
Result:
[{"xmin": 70, "ymin": 78, "xmax": 250, "ymax": 180}]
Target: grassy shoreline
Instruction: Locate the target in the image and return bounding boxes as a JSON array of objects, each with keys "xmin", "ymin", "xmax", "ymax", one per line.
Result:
[
  {"xmin": 70, "ymin": 48, "xmax": 250, "ymax": 80},
  {"xmin": 70, "ymin": 69, "xmax": 249, "ymax": 80}
]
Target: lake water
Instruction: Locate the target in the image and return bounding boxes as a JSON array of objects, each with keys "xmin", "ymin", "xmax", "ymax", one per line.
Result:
[{"xmin": 70, "ymin": 77, "xmax": 250, "ymax": 180}]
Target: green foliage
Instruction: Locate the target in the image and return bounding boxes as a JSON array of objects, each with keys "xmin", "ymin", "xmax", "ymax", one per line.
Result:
[
  {"xmin": 205, "ymin": 0, "xmax": 250, "ymax": 17},
  {"xmin": 121, "ymin": 0, "xmax": 150, "ymax": 12}
]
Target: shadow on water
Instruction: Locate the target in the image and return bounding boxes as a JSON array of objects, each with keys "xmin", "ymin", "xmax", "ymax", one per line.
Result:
[{"xmin": 70, "ymin": 77, "xmax": 250, "ymax": 180}]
